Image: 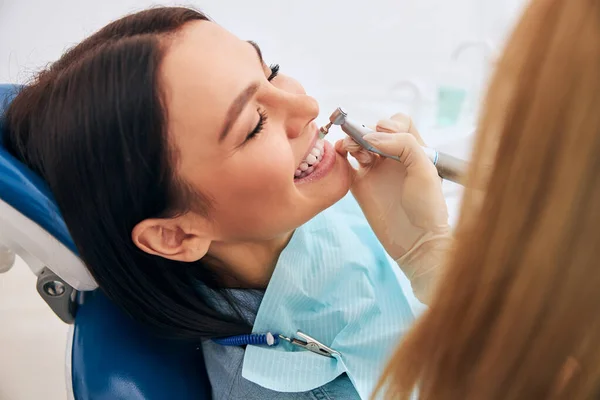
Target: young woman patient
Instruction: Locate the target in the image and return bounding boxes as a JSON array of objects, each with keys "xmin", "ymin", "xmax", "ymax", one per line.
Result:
[{"xmin": 2, "ymin": 7, "xmax": 448, "ymax": 399}]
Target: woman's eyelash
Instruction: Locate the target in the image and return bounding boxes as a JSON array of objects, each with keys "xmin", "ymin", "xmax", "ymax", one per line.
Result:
[
  {"xmin": 245, "ymin": 109, "xmax": 268, "ymax": 142},
  {"xmin": 268, "ymin": 64, "xmax": 280, "ymax": 81},
  {"xmin": 242, "ymin": 64, "xmax": 277, "ymax": 144}
]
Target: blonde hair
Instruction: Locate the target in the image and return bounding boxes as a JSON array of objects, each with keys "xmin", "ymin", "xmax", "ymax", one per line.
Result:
[{"xmin": 377, "ymin": 0, "xmax": 600, "ymax": 398}]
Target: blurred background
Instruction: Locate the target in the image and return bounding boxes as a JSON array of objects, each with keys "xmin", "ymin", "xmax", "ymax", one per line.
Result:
[{"xmin": 0, "ymin": 0, "xmax": 527, "ymax": 398}]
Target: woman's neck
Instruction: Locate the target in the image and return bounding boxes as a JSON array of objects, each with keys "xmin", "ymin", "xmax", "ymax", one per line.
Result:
[{"xmin": 205, "ymin": 231, "xmax": 294, "ymax": 289}]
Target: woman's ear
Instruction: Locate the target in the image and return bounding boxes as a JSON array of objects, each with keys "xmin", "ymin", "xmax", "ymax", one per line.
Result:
[{"xmin": 131, "ymin": 214, "xmax": 213, "ymax": 262}]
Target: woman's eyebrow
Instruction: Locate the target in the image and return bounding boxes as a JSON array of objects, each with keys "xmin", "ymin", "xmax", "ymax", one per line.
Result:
[
  {"xmin": 247, "ymin": 40, "xmax": 265, "ymax": 65},
  {"xmin": 217, "ymin": 41, "xmax": 266, "ymax": 143},
  {"xmin": 219, "ymin": 82, "xmax": 260, "ymax": 143}
]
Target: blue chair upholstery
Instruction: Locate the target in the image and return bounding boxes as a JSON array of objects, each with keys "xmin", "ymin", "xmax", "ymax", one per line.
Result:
[
  {"xmin": 0, "ymin": 84, "xmax": 212, "ymax": 399},
  {"xmin": 72, "ymin": 290, "xmax": 211, "ymax": 400}
]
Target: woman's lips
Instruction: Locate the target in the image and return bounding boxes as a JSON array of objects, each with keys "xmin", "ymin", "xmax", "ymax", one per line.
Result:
[
  {"xmin": 293, "ymin": 140, "xmax": 336, "ymax": 185},
  {"xmin": 295, "ymin": 126, "xmax": 320, "ymax": 170}
]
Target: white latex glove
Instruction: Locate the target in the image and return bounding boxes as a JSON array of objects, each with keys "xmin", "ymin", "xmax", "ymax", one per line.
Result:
[{"xmin": 335, "ymin": 113, "xmax": 452, "ymax": 304}]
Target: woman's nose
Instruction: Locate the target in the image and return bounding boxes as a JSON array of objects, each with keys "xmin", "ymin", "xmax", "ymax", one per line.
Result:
[{"xmin": 283, "ymin": 94, "xmax": 319, "ymax": 139}]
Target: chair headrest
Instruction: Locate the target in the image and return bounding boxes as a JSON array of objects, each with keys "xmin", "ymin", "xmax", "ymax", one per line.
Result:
[{"xmin": 0, "ymin": 84, "xmax": 97, "ymax": 290}]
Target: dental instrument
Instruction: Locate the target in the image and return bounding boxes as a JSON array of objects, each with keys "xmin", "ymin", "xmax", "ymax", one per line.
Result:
[
  {"xmin": 319, "ymin": 122, "xmax": 332, "ymax": 137},
  {"xmin": 213, "ymin": 332, "xmax": 280, "ymax": 347},
  {"xmin": 214, "ymin": 330, "xmax": 341, "ymax": 358},
  {"xmin": 320, "ymin": 107, "xmax": 468, "ymax": 185},
  {"xmin": 278, "ymin": 331, "xmax": 341, "ymax": 358}
]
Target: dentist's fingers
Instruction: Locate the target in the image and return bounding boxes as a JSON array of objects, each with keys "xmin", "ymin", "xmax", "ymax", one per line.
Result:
[
  {"xmin": 334, "ymin": 139, "xmax": 347, "ymax": 156},
  {"xmin": 337, "ymin": 137, "xmax": 376, "ymax": 166},
  {"xmin": 341, "ymin": 136, "xmax": 361, "ymax": 152},
  {"xmin": 337, "ymin": 112, "xmax": 426, "ymax": 169},
  {"xmin": 362, "ymin": 132, "xmax": 436, "ymax": 174},
  {"xmin": 376, "ymin": 118, "xmax": 405, "ymax": 133},
  {"xmin": 376, "ymin": 113, "xmax": 426, "ymax": 146},
  {"xmin": 343, "ymin": 137, "xmax": 376, "ymax": 165}
]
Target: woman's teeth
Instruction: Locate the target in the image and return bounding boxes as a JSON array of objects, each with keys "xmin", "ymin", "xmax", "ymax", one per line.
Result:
[{"xmin": 294, "ymin": 140, "xmax": 325, "ymax": 179}]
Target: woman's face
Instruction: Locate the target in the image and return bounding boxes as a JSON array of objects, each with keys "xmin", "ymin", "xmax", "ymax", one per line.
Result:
[{"xmin": 160, "ymin": 21, "xmax": 352, "ymax": 244}]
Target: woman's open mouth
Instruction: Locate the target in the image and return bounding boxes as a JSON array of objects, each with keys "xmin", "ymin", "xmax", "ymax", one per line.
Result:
[
  {"xmin": 293, "ymin": 139, "xmax": 336, "ymax": 184},
  {"xmin": 294, "ymin": 139, "xmax": 324, "ymax": 179}
]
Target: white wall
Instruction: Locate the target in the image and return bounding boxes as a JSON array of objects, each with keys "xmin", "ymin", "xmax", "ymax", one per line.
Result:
[
  {"xmin": 0, "ymin": 1, "xmax": 527, "ymax": 399},
  {"xmin": 0, "ymin": 0, "xmax": 528, "ymax": 133}
]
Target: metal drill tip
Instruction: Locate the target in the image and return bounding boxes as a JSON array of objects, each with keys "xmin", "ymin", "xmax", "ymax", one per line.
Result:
[{"xmin": 319, "ymin": 122, "xmax": 332, "ymax": 137}]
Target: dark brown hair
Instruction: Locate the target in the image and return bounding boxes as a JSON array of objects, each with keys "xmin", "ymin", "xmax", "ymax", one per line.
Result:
[{"xmin": 3, "ymin": 7, "xmax": 252, "ymax": 340}]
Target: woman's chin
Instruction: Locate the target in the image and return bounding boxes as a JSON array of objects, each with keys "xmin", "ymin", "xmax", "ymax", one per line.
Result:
[{"xmin": 329, "ymin": 152, "xmax": 353, "ymax": 199}]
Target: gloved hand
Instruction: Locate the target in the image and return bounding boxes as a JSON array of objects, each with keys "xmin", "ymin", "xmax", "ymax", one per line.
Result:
[{"xmin": 335, "ymin": 113, "xmax": 452, "ymax": 304}]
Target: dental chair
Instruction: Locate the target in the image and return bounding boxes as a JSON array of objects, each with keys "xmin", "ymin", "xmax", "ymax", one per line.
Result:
[{"xmin": 0, "ymin": 84, "xmax": 212, "ymax": 399}]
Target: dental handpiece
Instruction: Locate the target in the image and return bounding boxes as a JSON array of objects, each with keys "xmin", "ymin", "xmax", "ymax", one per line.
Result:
[{"xmin": 322, "ymin": 107, "xmax": 468, "ymax": 185}]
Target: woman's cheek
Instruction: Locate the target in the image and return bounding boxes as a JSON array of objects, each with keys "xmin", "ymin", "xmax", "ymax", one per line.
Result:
[{"xmin": 255, "ymin": 151, "xmax": 294, "ymax": 183}]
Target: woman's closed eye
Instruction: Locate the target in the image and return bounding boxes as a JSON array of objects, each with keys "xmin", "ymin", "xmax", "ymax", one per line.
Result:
[
  {"xmin": 242, "ymin": 65, "xmax": 278, "ymax": 145},
  {"xmin": 244, "ymin": 109, "xmax": 268, "ymax": 143}
]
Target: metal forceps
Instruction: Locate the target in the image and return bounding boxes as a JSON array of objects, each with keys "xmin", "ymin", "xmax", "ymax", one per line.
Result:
[{"xmin": 278, "ymin": 331, "xmax": 341, "ymax": 358}]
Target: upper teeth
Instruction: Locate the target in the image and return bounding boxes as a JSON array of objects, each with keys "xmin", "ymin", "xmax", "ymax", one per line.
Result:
[{"xmin": 294, "ymin": 140, "xmax": 325, "ymax": 179}]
